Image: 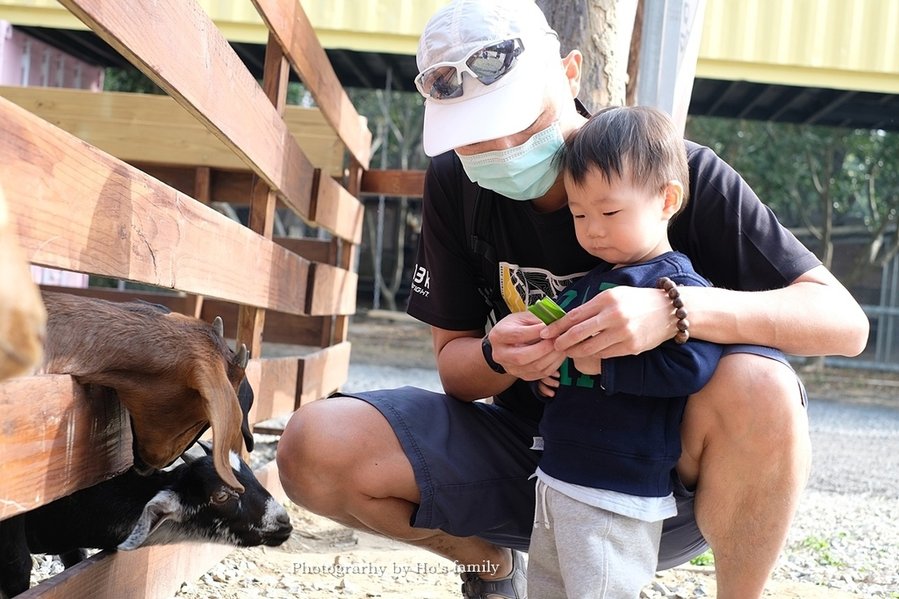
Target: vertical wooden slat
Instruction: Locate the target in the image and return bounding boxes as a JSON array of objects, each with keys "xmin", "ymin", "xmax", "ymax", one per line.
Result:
[
  {"xmin": 237, "ymin": 32, "xmax": 292, "ymax": 358},
  {"xmin": 187, "ymin": 165, "xmax": 213, "ymax": 319},
  {"xmin": 334, "ymin": 159, "xmax": 365, "ymax": 344},
  {"xmin": 193, "ymin": 166, "xmax": 211, "ymax": 204}
]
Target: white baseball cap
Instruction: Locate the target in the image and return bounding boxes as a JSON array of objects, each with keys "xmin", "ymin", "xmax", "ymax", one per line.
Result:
[{"xmin": 416, "ymin": 0, "xmax": 561, "ymax": 156}]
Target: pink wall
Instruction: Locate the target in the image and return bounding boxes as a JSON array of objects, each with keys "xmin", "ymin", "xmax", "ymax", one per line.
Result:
[
  {"xmin": 3, "ymin": 20, "xmax": 102, "ymax": 287},
  {"xmin": 0, "ymin": 21, "xmax": 104, "ymax": 89}
]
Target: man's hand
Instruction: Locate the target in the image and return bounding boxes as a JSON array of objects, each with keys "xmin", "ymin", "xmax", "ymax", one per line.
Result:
[
  {"xmin": 542, "ymin": 286, "xmax": 673, "ymax": 359},
  {"xmin": 489, "ymin": 310, "xmax": 566, "ymax": 381}
]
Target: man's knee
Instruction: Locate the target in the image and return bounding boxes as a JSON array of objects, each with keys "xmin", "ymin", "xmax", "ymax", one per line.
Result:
[
  {"xmin": 681, "ymin": 352, "xmax": 809, "ymax": 471},
  {"xmin": 277, "ymin": 400, "xmax": 330, "ymax": 510},
  {"xmin": 697, "ymin": 353, "xmax": 804, "ymax": 426},
  {"xmin": 277, "ymin": 396, "xmax": 412, "ymax": 516},
  {"xmin": 277, "ymin": 398, "xmax": 370, "ymax": 512}
]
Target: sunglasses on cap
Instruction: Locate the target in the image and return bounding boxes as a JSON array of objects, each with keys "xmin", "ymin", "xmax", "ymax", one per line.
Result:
[{"xmin": 415, "ymin": 38, "xmax": 525, "ymax": 100}]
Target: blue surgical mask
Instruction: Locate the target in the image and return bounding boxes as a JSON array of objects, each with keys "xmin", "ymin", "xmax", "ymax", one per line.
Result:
[{"xmin": 456, "ymin": 122, "xmax": 564, "ymax": 201}]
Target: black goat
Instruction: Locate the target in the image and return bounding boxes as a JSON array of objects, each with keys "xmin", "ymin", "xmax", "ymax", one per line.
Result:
[{"xmin": 0, "ymin": 444, "xmax": 293, "ymax": 597}]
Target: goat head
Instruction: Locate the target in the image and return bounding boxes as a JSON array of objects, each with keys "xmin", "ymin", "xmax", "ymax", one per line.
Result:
[{"xmin": 40, "ymin": 291, "xmax": 249, "ymax": 491}]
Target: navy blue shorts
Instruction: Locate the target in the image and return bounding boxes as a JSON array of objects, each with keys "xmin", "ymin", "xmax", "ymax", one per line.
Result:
[{"xmin": 342, "ymin": 344, "xmax": 806, "ymax": 570}]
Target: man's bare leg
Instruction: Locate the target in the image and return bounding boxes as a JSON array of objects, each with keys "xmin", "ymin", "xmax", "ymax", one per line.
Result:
[
  {"xmin": 678, "ymin": 353, "xmax": 812, "ymax": 599},
  {"xmin": 276, "ymin": 397, "xmax": 514, "ymax": 580}
]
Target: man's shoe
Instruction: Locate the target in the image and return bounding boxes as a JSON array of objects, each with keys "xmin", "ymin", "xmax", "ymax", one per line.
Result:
[{"xmin": 460, "ymin": 550, "xmax": 527, "ymax": 599}]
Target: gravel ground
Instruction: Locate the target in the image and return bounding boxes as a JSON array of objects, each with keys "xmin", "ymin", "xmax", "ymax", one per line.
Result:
[{"xmin": 28, "ymin": 313, "xmax": 899, "ymax": 597}]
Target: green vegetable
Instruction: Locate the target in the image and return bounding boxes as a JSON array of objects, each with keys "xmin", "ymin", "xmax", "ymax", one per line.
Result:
[{"xmin": 528, "ymin": 297, "xmax": 566, "ymax": 324}]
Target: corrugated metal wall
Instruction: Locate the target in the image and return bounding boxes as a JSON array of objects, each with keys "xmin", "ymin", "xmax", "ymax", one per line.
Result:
[{"xmin": 699, "ymin": 0, "xmax": 899, "ymax": 93}]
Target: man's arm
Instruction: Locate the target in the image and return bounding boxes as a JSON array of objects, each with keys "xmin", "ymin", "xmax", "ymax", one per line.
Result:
[
  {"xmin": 544, "ymin": 265, "xmax": 868, "ymax": 360},
  {"xmin": 680, "ymin": 265, "xmax": 868, "ymax": 356}
]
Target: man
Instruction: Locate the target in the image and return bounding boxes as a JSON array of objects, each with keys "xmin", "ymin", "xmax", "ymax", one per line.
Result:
[{"xmin": 277, "ymin": 1, "xmax": 869, "ymax": 597}]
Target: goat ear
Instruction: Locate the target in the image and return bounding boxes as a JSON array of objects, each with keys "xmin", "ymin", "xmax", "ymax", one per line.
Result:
[
  {"xmin": 234, "ymin": 344, "xmax": 249, "ymax": 369},
  {"xmin": 192, "ymin": 364, "xmax": 245, "ymax": 493},
  {"xmin": 212, "ymin": 316, "xmax": 224, "ymax": 338},
  {"xmin": 180, "ymin": 442, "xmax": 208, "ymax": 464},
  {"xmin": 118, "ymin": 490, "xmax": 181, "ymax": 550}
]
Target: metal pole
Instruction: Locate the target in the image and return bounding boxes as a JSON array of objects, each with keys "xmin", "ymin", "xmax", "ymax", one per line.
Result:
[
  {"xmin": 635, "ymin": 0, "xmax": 707, "ymax": 134},
  {"xmin": 886, "ymin": 254, "xmax": 898, "ymax": 363},
  {"xmin": 875, "ymin": 259, "xmax": 888, "ymax": 362}
]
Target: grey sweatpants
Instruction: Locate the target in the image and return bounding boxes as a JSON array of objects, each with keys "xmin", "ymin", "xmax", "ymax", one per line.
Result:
[{"xmin": 528, "ymin": 481, "xmax": 662, "ymax": 598}]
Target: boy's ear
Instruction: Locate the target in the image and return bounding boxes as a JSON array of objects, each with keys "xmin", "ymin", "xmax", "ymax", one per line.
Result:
[{"xmin": 661, "ymin": 180, "xmax": 685, "ymax": 217}]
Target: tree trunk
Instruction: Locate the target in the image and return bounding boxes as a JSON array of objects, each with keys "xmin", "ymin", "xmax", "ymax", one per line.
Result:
[{"xmin": 536, "ymin": 0, "xmax": 639, "ymax": 112}]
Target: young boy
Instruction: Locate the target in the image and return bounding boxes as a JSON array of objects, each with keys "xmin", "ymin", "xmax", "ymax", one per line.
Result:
[{"xmin": 529, "ymin": 106, "xmax": 724, "ymax": 598}]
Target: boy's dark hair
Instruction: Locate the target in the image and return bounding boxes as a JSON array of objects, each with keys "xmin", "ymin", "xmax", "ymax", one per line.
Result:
[{"xmin": 559, "ymin": 106, "xmax": 690, "ymax": 207}]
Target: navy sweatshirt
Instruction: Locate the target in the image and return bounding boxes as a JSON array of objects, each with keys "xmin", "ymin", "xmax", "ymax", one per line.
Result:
[{"xmin": 536, "ymin": 251, "xmax": 723, "ymax": 498}]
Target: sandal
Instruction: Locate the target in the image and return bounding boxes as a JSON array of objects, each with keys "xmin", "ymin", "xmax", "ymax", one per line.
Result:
[{"xmin": 460, "ymin": 550, "xmax": 527, "ymax": 599}]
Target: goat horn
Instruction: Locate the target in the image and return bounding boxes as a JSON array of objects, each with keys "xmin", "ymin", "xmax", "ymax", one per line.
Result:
[
  {"xmin": 212, "ymin": 316, "xmax": 224, "ymax": 338},
  {"xmin": 235, "ymin": 344, "xmax": 249, "ymax": 369}
]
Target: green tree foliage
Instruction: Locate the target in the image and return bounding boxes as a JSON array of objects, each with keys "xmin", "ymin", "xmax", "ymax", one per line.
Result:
[
  {"xmin": 103, "ymin": 67, "xmax": 165, "ymax": 94},
  {"xmin": 686, "ymin": 116, "xmax": 899, "ymax": 283}
]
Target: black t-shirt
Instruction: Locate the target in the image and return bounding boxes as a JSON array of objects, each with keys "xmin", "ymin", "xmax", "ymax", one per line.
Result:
[{"xmin": 407, "ymin": 141, "xmax": 821, "ymax": 419}]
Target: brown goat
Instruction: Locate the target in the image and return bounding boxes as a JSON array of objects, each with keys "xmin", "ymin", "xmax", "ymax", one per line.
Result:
[
  {"xmin": 40, "ymin": 291, "xmax": 249, "ymax": 492},
  {"xmin": 0, "ymin": 184, "xmax": 46, "ymax": 381}
]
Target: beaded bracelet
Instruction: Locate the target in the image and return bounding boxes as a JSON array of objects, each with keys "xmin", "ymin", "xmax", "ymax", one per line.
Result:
[{"xmin": 656, "ymin": 277, "xmax": 689, "ymax": 344}]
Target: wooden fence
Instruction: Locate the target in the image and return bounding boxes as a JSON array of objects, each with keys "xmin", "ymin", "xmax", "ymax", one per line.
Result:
[{"xmin": 0, "ymin": 0, "xmax": 413, "ymax": 595}]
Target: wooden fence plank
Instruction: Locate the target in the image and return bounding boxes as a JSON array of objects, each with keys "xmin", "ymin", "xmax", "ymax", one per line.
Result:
[
  {"xmin": 244, "ymin": 358, "xmax": 300, "ymax": 425},
  {"xmin": 0, "ymin": 376, "xmax": 132, "ymax": 520},
  {"xmin": 201, "ymin": 304, "xmax": 331, "ymax": 347},
  {"xmin": 313, "ymin": 176, "xmax": 364, "ymax": 245},
  {"xmin": 297, "ymin": 341, "xmax": 352, "ymax": 407},
  {"xmin": 274, "ymin": 237, "xmax": 339, "ymax": 263},
  {"xmin": 56, "ymin": 0, "xmax": 332, "ymax": 237},
  {"xmin": 35, "ymin": 287, "xmax": 338, "ymax": 347},
  {"xmin": 360, "ymin": 169, "xmax": 427, "ymax": 197},
  {"xmin": 308, "ymin": 264, "xmax": 359, "ymax": 316},
  {"xmin": 0, "ymin": 86, "xmax": 347, "ymax": 178},
  {"xmin": 1, "ymin": 97, "xmax": 357, "ymax": 316},
  {"xmin": 138, "ymin": 165, "xmax": 254, "ymax": 205},
  {"xmin": 251, "ymin": 0, "xmax": 371, "ymax": 170},
  {"xmin": 2, "ymin": 71, "xmax": 365, "ymax": 245},
  {"xmin": 15, "ymin": 544, "xmax": 232, "ymax": 599},
  {"xmin": 245, "ymin": 343, "xmax": 350, "ymax": 422},
  {"xmin": 135, "ymin": 165, "xmax": 373, "ymax": 244}
]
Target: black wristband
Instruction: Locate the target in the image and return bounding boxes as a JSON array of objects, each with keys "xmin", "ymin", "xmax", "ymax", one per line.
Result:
[{"xmin": 481, "ymin": 336, "xmax": 506, "ymax": 374}]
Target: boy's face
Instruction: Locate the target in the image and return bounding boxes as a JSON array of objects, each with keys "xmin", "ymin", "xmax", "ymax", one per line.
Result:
[{"xmin": 565, "ymin": 168, "xmax": 674, "ymax": 266}]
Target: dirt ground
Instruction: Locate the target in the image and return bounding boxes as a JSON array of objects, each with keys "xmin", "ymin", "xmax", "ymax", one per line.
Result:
[
  {"xmin": 175, "ymin": 501, "xmax": 865, "ymax": 599},
  {"xmin": 175, "ymin": 311, "xmax": 894, "ymax": 599}
]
